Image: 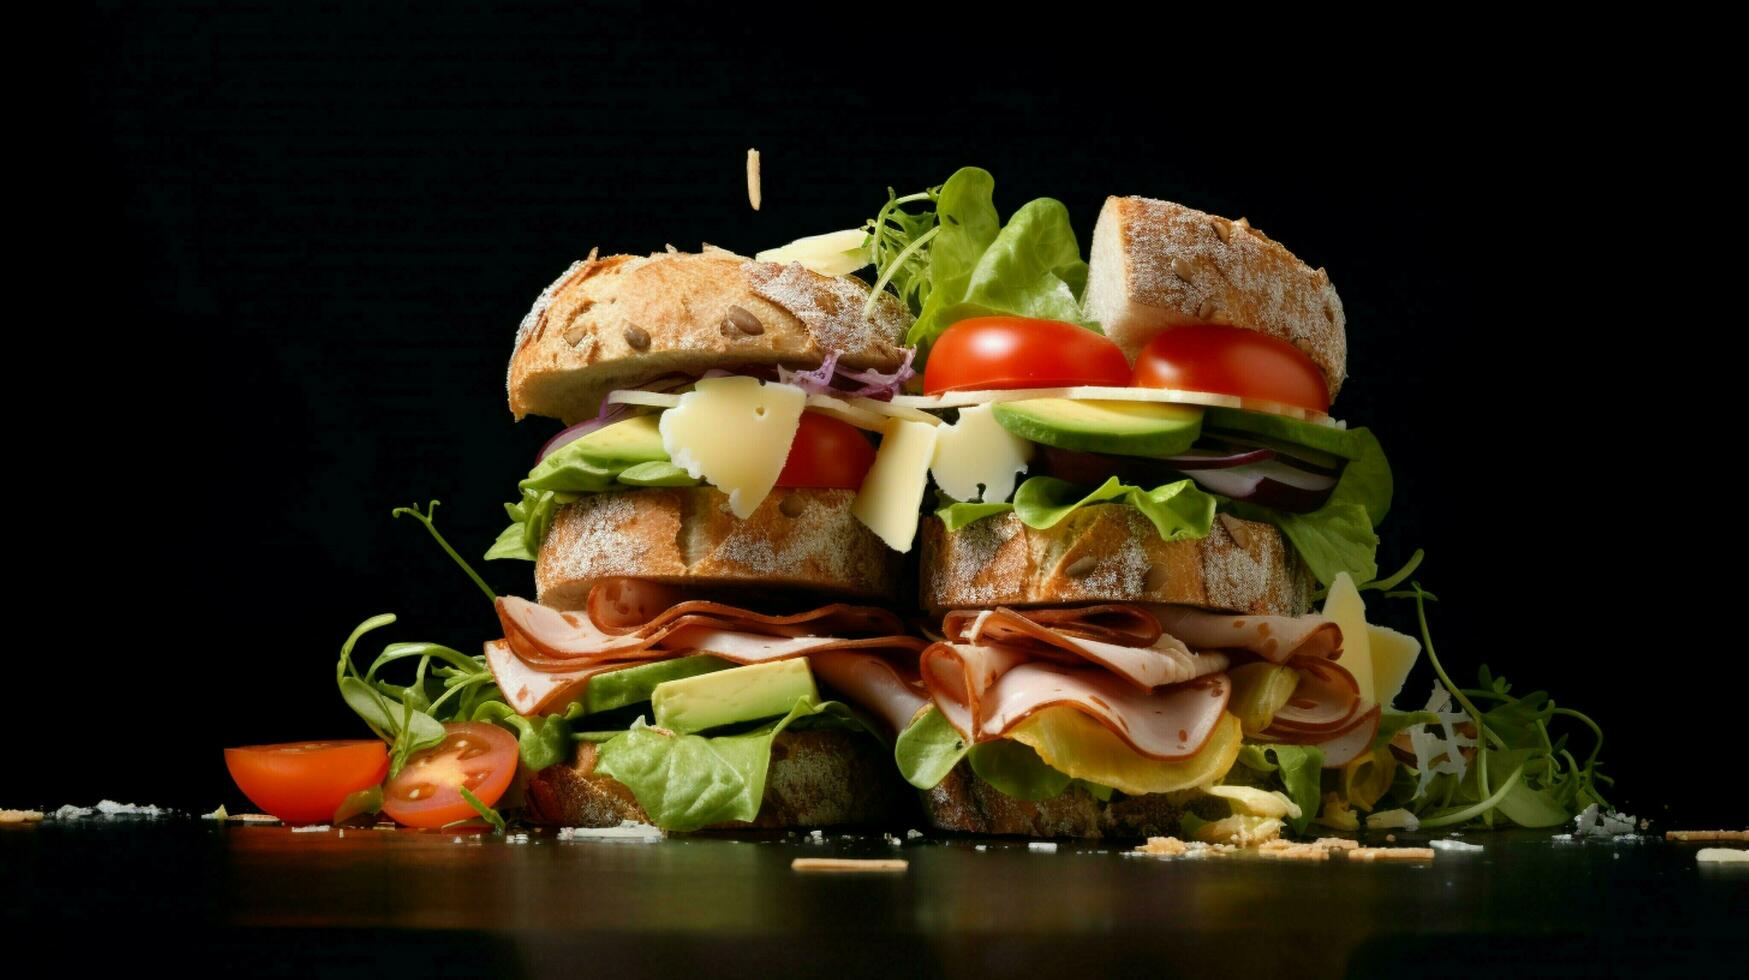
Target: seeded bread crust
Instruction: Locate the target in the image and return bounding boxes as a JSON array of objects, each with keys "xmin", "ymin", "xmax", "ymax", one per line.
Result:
[
  {"xmin": 1083, "ymin": 196, "xmax": 1346, "ymax": 398},
  {"xmin": 535, "ymin": 487, "xmax": 903, "ymax": 610},
  {"xmin": 510, "ymin": 249, "xmax": 913, "ymax": 424},
  {"xmin": 918, "ymin": 510, "xmax": 1310, "ymax": 617},
  {"xmin": 920, "ymin": 762, "xmax": 1190, "ymax": 839},
  {"xmin": 522, "ymin": 730, "xmax": 908, "ymax": 830}
]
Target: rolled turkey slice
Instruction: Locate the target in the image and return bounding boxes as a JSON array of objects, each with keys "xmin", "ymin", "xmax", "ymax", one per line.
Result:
[
  {"xmin": 1149, "ymin": 605, "xmax": 1343, "ymax": 664},
  {"xmin": 1267, "ymin": 657, "xmax": 1363, "ymax": 735},
  {"xmin": 919, "ymin": 641, "xmax": 1034, "ymax": 741},
  {"xmin": 977, "ymin": 662, "xmax": 1232, "ymax": 761}
]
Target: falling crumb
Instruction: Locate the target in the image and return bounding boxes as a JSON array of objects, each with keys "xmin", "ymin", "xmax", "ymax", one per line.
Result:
[
  {"xmin": 0, "ymin": 809, "xmax": 44, "ymax": 824},
  {"xmin": 1430, "ymin": 839, "xmax": 1484, "ymax": 853},
  {"xmin": 1028, "ymin": 842, "xmax": 1058, "ymax": 853},
  {"xmin": 1695, "ymin": 848, "xmax": 1749, "ymax": 864},
  {"xmin": 746, "ymin": 149, "xmax": 762, "ymax": 211},
  {"xmin": 291, "ymin": 825, "xmax": 331, "ymax": 834}
]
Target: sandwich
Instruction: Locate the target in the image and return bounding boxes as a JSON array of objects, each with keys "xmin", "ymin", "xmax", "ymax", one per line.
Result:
[
  {"xmin": 474, "ymin": 246, "xmax": 950, "ymax": 832},
  {"xmin": 809, "ymin": 169, "xmax": 1422, "ymax": 840}
]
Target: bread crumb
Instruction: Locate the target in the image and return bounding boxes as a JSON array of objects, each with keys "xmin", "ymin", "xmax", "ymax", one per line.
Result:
[
  {"xmin": 1312, "ymin": 837, "xmax": 1359, "ymax": 851},
  {"xmin": 1347, "ymin": 846, "xmax": 1435, "ymax": 862},
  {"xmin": 1695, "ymin": 848, "xmax": 1749, "ymax": 864},
  {"xmin": 1665, "ymin": 830, "xmax": 1749, "ymax": 842},
  {"xmin": 746, "ymin": 149, "xmax": 762, "ymax": 211},
  {"xmin": 291, "ymin": 825, "xmax": 332, "ymax": 833},
  {"xmin": 1028, "ymin": 842, "xmax": 1058, "ymax": 853},
  {"xmin": 791, "ymin": 858, "xmax": 908, "ymax": 873},
  {"xmin": 1134, "ymin": 836, "xmax": 1190, "ymax": 857},
  {"xmin": 1430, "ymin": 838, "xmax": 1484, "ymax": 853}
]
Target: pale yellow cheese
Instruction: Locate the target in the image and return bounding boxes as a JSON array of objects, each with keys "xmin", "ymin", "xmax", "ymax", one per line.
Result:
[
  {"xmin": 659, "ymin": 376, "xmax": 805, "ymax": 519},
  {"xmin": 1368, "ymin": 624, "xmax": 1422, "ymax": 709},
  {"xmin": 929, "ymin": 403, "xmax": 1032, "ymax": 503},
  {"xmin": 1320, "ymin": 572, "xmax": 1376, "ymax": 709},
  {"xmin": 754, "ymin": 229, "xmax": 870, "ymax": 276},
  {"xmin": 850, "ymin": 419, "xmax": 940, "ymax": 552}
]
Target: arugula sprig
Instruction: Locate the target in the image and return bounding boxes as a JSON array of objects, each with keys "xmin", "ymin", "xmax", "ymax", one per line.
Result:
[
  {"xmin": 862, "ymin": 184, "xmax": 943, "ymax": 317},
  {"xmin": 1384, "ymin": 584, "xmax": 1610, "ymax": 829}
]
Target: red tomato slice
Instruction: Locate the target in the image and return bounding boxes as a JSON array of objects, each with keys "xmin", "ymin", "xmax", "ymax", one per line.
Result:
[
  {"xmin": 923, "ymin": 316, "xmax": 1131, "ymax": 394},
  {"xmin": 1131, "ymin": 325, "xmax": 1329, "ymax": 413},
  {"xmin": 775, "ymin": 411, "xmax": 876, "ymax": 489},
  {"xmin": 380, "ymin": 722, "xmax": 518, "ymax": 829},
  {"xmin": 224, "ymin": 740, "xmax": 389, "ymax": 825}
]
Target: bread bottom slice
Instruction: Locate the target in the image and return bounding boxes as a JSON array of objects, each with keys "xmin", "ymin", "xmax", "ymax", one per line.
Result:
[
  {"xmin": 920, "ymin": 762, "xmax": 1189, "ymax": 839},
  {"xmin": 523, "ymin": 729, "xmax": 909, "ymax": 829}
]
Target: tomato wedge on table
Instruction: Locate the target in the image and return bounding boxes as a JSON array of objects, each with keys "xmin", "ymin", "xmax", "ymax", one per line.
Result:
[
  {"xmin": 775, "ymin": 412, "xmax": 876, "ymax": 489},
  {"xmin": 923, "ymin": 316, "xmax": 1131, "ymax": 393},
  {"xmin": 381, "ymin": 722, "xmax": 518, "ymax": 829},
  {"xmin": 224, "ymin": 740, "xmax": 389, "ymax": 825}
]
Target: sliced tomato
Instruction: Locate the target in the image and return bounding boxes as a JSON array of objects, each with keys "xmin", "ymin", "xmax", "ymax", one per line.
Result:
[
  {"xmin": 380, "ymin": 722, "xmax": 518, "ymax": 829},
  {"xmin": 1132, "ymin": 325, "xmax": 1329, "ymax": 413},
  {"xmin": 224, "ymin": 740, "xmax": 389, "ymax": 825},
  {"xmin": 775, "ymin": 411, "xmax": 876, "ymax": 489},
  {"xmin": 923, "ymin": 316, "xmax": 1131, "ymax": 394}
]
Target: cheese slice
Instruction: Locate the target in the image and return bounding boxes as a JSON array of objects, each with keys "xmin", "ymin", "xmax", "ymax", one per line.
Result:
[
  {"xmin": 887, "ymin": 385, "xmax": 1338, "ymax": 426},
  {"xmin": 1319, "ymin": 572, "xmax": 1376, "ymax": 709},
  {"xmin": 659, "ymin": 376, "xmax": 806, "ymax": 519},
  {"xmin": 851, "ymin": 419, "xmax": 939, "ymax": 552},
  {"xmin": 930, "ymin": 403, "xmax": 1032, "ymax": 504},
  {"xmin": 1367, "ymin": 624, "xmax": 1421, "ymax": 709}
]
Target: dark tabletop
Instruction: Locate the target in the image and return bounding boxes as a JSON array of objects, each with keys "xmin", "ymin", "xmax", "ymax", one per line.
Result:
[{"xmin": 10, "ymin": 818, "xmax": 1742, "ymax": 978}]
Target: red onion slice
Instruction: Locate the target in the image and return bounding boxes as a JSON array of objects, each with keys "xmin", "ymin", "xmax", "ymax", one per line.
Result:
[{"xmin": 1160, "ymin": 447, "xmax": 1276, "ymax": 470}]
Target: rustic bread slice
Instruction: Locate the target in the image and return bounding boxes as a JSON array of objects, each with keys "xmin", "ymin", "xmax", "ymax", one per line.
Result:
[
  {"xmin": 522, "ymin": 730, "xmax": 909, "ymax": 829},
  {"xmin": 1083, "ymin": 196, "xmax": 1346, "ymax": 398},
  {"xmin": 536, "ymin": 487, "xmax": 903, "ymax": 610},
  {"xmin": 510, "ymin": 249, "xmax": 913, "ymax": 424},
  {"xmin": 918, "ymin": 510, "xmax": 1310, "ymax": 617},
  {"xmin": 920, "ymin": 762, "xmax": 1190, "ymax": 839}
]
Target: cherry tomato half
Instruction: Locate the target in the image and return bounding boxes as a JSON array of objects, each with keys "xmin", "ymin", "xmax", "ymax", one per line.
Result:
[
  {"xmin": 380, "ymin": 722, "xmax": 518, "ymax": 829},
  {"xmin": 775, "ymin": 411, "xmax": 876, "ymax": 489},
  {"xmin": 922, "ymin": 316, "xmax": 1131, "ymax": 394},
  {"xmin": 1131, "ymin": 325, "xmax": 1330, "ymax": 414},
  {"xmin": 224, "ymin": 740, "xmax": 389, "ymax": 825}
]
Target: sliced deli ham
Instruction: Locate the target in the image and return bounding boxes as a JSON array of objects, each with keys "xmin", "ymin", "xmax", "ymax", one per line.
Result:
[
  {"xmin": 809, "ymin": 652, "xmax": 930, "ymax": 735},
  {"xmin": 1148, "ymin": 605, "xmax": 1343, "ymax": 664},
  {"xmin": 1267, "ymin": 657, "xmax": 1362, "ymax": 735},
  {"xmin": 920, "ymin": 641, "xmax": 1034, "ymax": 739},
  {"xmin": 483, "ymin": 639, "xmax": 639, "ymax": 716},
  {"xmin": 952, "ymin": 607, "xmax": 1229, "ymax": 691},
  {"xmin": 586, "ymin": 577, "xmax": 908, "ymax": 637},
  {"xmin": 945, "ymin": 604, "xmax": 1163, "ymax": 648},
  {"xmin": 978, "ymin": 661, "xmax": 1231, "ymax": 761}
]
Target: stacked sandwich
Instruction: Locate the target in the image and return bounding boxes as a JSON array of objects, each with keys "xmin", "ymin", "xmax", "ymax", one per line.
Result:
[{"xmin": 461, "ymin": 177, "xmax": 1420, "ymax": 839}]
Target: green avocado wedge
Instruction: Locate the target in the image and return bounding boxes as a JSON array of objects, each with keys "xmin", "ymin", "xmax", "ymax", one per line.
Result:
[{"xmin": 992, "ymin": 399, "xmax": 1203, "ymax": 458}]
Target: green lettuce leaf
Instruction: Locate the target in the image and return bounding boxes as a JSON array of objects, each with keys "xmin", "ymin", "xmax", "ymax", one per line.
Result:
[
  {"xmin": 616, "ymin": 461, "xmax": 701, "ymax": 487},
  {"xmin": 901, "ymin": 168, "xmax": 1093, "ymax": 366},
  {"xmin": 1232, "ymin": 499, "xmax": 1379, "ymax": 586},
  {"xmin": 1235, "ymin": 743, "xmax": 1324, "ymax": 834},
  {"xmin": 895, "ymin": 706, "xmax": 969, "ymax": 789},
  {"xmin": 935, "ymin": 475, "xmax": 1216, "ymax": 543},
  {"xmin": 592, "ymin": 699, "xmax": 866, "ymax": 832},
  {"xmin": 967, "ymin": 738, "xmax": 1072, "ymax": 801},
  {"xmin": 488, "ymin": 417, "xmax": 678, "ymax": 561},
  {"xmin": 469, "ymin": 702, "xmax": 576, "ymax": 772}
]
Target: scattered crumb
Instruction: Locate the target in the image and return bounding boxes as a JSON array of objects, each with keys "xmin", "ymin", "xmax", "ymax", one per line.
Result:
[
  {"xmin": 231, "ymin": 813, "xmax": 281, "ymax": 824},
  {"xmin": 1551, "ymin": 833, "xmax": 1576, "ymax": 843},
  {"xmin": 1666, "ymin": 830, "xmax": 1749, "ymax": 842},
  {"xmin": 906, "ymin": 829, "xmax": 923, "ymax": 840},
  {"xmin": 791, "ymin": 858, "xmax": 907, "ymax": 873},
  {"xmin": 452, "ymin": 836, "xmax": 465, "ymax": 844},
  {"xmin": 1028, "ymin": 842, "xmax": 1058, "ymax": 853},
  {"xmin": 883, "ymin": 833, "xmax": 902, "ymax": 847},
  {"xmin": 291, "ymin": 825, "xmax": 331, "ymax": 834},
  {"xmin": 973, "ymin": 844, "xmax": 989, "ymax": 852},
  {"xmin": 338, "ymin": 829, "xmax": 345, "ymax": 839},
  {"xmin": 1695, "ymin": 848, "xmax": 1749, "ymax": 864},
  {"xmin": 507, "ymin": 833, "xmax": 531, "ymax": 845},
  {"xmin": 1574, "ymin": 803, "xmax": 1637, "ymax": 838},
  {"xmin": 1430, "ymin": 839, "xmax": 1485, "ymax": 853},
  {"xmin": 50, "ymin": 801, "xmax": 169, "ymax": 820},
  {"xmin": 1135, "ymin": 836, "xmax": 1190, "ymax": 857},
  {"xmin": 557, "ymin": 821, "xmax": 664, "ymax": 843},
  {"xmin": 1312, "ymin": 837, "xmax": 1359, "ymax": 851},
  {"xmin": 809, "ymin": 830, "xmax": 825, "ymax": 844},
  {"xmin": 1385, "ymin": 833, "xmax": 1397, "ymax": 843},
  {"xmin": 202, "ymin": 805, "xmax": 228, "ymax": 821},
  {"xmin": 1, "ymin": 809, "xmax": 44, "ymax": 824},
  {"xmin": 1347, "ymin": 847, "xmax": 1435, "ymax": 862},
  {"xmin": 1256, "ymin": 839, "xmax": 1330, "ymax": 861}
]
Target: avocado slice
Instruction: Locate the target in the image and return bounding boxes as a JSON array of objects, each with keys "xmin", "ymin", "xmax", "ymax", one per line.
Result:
[
  {"xmin": 566, "ymin": 413, "xmax": 669, "ymax": 467},
  {"xmin": 1203, "ymin": 407, "xmax": 1364, "ymax": 461},
  {"xmin": 651, "ymin": 659, "xmax": 819, "ymax": 734},
  {"xmin": 586, "ymin": 655, "xmax": 732, "ymax": 715},
  {"xmin": 993, "ymin": 399, "xmax": 1203, "ymax": 458}
]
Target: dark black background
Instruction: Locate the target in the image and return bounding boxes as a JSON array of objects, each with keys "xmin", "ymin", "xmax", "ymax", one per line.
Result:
[{"xmin": 68, "ymin": 4, "xmax": 1719, "ymax": 825}]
